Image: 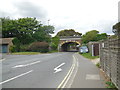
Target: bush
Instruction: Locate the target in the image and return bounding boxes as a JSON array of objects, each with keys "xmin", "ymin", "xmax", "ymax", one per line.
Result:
[
  {"xmin": 28, "ymin": 42, "xmax": 49, "ymax": 53},
  {"xmin": 96, "ymin": 63, "xmax": 101, "ymax": 68},
  {"xmin": 50, "ymin": 43, "xmax": 58, "ymax": 50},
  {"xmin": 20, "ymin": 45, "xmax": 29, "ymax": 52},
  {"xmin": 12, "ymin": 38, "xmax": 20, "ymax": 52},
  {"xmin": 9, "ymin": 45, "xmax": 17, "ymax": 52},
  {"xmin": 106, "ymin": 81, "xmax": 117, "ymax": 88}
]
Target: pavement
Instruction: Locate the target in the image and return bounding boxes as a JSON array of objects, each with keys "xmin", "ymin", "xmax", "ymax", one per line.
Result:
[
  {"xmin": 71, "ymin": 53, "xmax": 105, "ymax": 88},
  {"xmin": 0, "ymin": 52, "xmax": 106, "ymax": 89},
  {"xmin": 91, "ymin": 58, "xmax": 100, "ymax": 65}
]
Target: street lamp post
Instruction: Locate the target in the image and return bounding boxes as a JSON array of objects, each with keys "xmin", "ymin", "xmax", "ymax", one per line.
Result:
[{"xmin": 48, "ymin": 19, "xmax": 50, "ymax": 25}]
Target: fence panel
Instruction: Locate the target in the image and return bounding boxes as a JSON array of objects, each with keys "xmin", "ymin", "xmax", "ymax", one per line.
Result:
[{"xmin": 100, "ymin": 38, "xmax": 120, "ymax": 89}]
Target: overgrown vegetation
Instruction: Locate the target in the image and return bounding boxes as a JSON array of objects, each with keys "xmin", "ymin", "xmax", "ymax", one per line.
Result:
[
  {"xmin": 28, "ymin": 42, "xmax": 49, "ymax": 53},
  {"xmin": 96, "ymin": 63, "xmax": 101, "ymax": 68},
  {"xmin": 50, "ymin": 36, "xmax": 60, "ymax": 50},
  {"xmin": 56, "ymin": 29, "xmax": 82, "ymax": 37},
  {"xmin": 81, "ymin": 30, "xmax": 108, "ymax": 44},
  {"xmin": 80, "ymin": 53, "xmax": 99, "ymax": 59},
  {"xmin": 106, "ymin": 81, "xmax": 117, "ymax": 89}
]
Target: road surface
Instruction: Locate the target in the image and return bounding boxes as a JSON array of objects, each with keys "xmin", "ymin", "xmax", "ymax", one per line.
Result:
[{"xmin": 1, "ymin": 52, "xmax": 78, "ymax": 88}]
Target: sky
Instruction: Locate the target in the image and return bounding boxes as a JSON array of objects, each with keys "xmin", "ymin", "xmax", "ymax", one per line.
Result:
[{"xmin": 0, "ymin": 0, "xmax": 119, "ymax": 36}]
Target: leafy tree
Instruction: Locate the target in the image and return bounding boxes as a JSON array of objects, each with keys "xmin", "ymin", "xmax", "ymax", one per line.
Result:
[
  {"xmin": 51, "ymin": 36, "xmax": 60, "ymax": 50},
  {"xmin": 95, "ymin": 33, "xmax": 107, "ymax": 41},
  {"xmin": 82, "ymin": 30, "xmax": 99, "ymax": 44},
  {"xmin": 32, "ymin": 25, "xmax": 54, "ymax": 43},
  {"xmin": 42, "ymin": 25, "xmax": 54, "ymax": 35},
  {"xmin": 82, "ymin": 30, "xmax": 107, "ymax": 44},
  {"xmin": 56, "ymin": 29, "xmax": 82, "ymax": 37},
  {"xmin": 1, "ymin": 17, "xmax": 18, "ymax": 38},
  {"xmin": 2, "ymin": 17, "xmax": 55, "ymax": 52},
  {"xmin": 2, "ymin": 17, "xmax": 55, "ymax": 44}
]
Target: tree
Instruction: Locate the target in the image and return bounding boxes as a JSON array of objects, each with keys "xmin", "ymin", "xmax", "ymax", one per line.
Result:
[
  {"xmin": 32, "ymin": 25, "xmax": 54, "ymax": 43},
  {"xmin": 95, "ymin": 33, "xmax": 107, "ymax": 41},
  {"xmin": 2, "ymin": 17, "xmax": 55, "ymax": 44},
  {"xmin": 82, "ymin": 30, "xmax": 99, "ymax": 44},
  {"xmin": 2, "ymin": 17, "xmax": 55, "ymax": 52},
  {"xmin": 51, "ymin": 36, "xmax": 60, "ymax": 50},
  {"xmin": 56, "ymin": 29, "xmax": 82, "ymax": 37},
  {"xmin": 1, "ymin": 17, "xmax": 18, "ymax": 38},
  {"xmin": 82, "ymin": 30, "xmax": 107, "ymax": 44}
]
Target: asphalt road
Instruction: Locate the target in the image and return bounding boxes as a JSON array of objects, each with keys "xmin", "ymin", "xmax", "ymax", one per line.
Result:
[{"xmin": 1, "ymin": 52, "xmax": 75, "ymax": 88}]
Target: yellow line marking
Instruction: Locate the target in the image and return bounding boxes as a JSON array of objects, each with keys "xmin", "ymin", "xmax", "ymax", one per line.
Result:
[{"xmin": 56, "ymin": 54, "xmax": 77, "ymax": 89}]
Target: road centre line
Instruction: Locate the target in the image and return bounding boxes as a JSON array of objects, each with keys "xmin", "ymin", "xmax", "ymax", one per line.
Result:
[
  {"xmin": 61, "ymin": 56, "xmax": 76, "ymax": 88},
  {"xmin": 67, "ymin": 56, "xmax": 79, "ymax": 88},
  {"xmin": 12, "ymin": 61, "xmax": 41, "ymax": 68},
  {"xmin": 0, "ymin": 70, "xmax": 33, "ymax": 85},
  {"xmin": 57, "ymin": 54, "xmax": 77, "ymax": 89}
]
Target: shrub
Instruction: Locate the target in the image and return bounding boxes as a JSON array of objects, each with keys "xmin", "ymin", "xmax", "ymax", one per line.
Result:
[
  {"xmin": 96, "ymin": 63, "xmax": 101, "ymax": 68},
  {"xmin": 28, "ymin": 42, "xmax": 49, "ymax": 53},
  {"xmin": 12, "ymin": 38, "xmax": 20, "ymax": 52},
  {"xmin": 50, "ymin": 43, "xmax": 58, "ymax": 50},
  {"xmin": 9, "ymin": 45, "xmax": 17, "ymax": 52},
  {"xmin": 20, "ymin": 45, "xmax": 29, "ymax": 52},
  {"xmin": 106, "ymin": 81, "xmax": 117, "ymax": 88}
]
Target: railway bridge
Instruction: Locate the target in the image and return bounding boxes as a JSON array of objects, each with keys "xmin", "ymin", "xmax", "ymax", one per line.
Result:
[{"xmin": 58, "ymin": 36, "xmax": 82, "ymax": 52}]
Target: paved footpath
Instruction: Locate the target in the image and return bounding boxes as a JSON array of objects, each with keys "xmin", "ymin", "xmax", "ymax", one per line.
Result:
[{"xmin": 71, "ymin": 53, "xmax": 105, "ymax": 88}]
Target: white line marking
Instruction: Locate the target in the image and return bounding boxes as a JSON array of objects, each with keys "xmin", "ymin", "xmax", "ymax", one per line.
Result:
[
  {"xmin": 86, "ymin": 74, "xmax": 100, "ymax": 80},
  {"xmin": 0, "ymin": 58, "xmax": 5, "ymax": 62},
  {"xmin": 12, "ymin": 61, "xmax": 41, "ymax": 68},
  {"xmin": 0, "ymin": 70, "xmax": 33, "ymax": 85},
  {"xmin": 54, "ymin": 63, "xmax": 65, "ymax": 73}
]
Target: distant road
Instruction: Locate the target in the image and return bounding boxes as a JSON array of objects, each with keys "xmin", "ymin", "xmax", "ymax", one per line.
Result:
[{"xmin": 1, "ymin": 52, "xmax": 78, "ymax": 88}]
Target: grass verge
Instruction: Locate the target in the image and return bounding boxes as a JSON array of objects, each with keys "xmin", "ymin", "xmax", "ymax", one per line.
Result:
[
  {"xmin": 48, "ymin": 50, "xmax": 58, "ymax": 53},
  {"xmin": 11, "ymin": 52, "xmax": 41, "ymax": 55},
  {"xmin": 80, "ymin": 53, "xmax": 99, "ymax": 59}
]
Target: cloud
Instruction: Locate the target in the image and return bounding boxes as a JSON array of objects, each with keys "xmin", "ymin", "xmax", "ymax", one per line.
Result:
[
  {"xmin": 13, "ymin": 1, "xmax": 47, "ymax": 19},
  {"xmin": 0, "ymin": 0, "xmax": 48, "ymax": 22},
  {"xmin": 0, "ymin": 0, "xmax": 119, "ymax": 36}
]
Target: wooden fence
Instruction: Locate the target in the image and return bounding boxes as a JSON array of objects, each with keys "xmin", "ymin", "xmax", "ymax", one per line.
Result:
[{"xmin": 100, "ymin": 38, "xmax": 120, "ymax": 89}]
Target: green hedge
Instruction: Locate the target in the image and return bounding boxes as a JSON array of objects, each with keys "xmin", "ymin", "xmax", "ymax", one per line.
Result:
[{"xmin": 28, "ymin": 42, "xmax": 49, "ymax": 53}]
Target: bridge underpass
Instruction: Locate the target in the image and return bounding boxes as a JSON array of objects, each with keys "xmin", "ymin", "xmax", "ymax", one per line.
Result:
[
  {"xmin": 58, "ymin": 36, "xmax": 81, "ymax": 52},
  {"xmin": 61, "ymin": 42, "xmax": 79, "ymax": 52}
]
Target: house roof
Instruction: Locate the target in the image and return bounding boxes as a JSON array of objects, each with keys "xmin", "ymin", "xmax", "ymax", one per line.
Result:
[{"xmin": 0, "ymin": 38, "xmax": 13, "ymax": 45}]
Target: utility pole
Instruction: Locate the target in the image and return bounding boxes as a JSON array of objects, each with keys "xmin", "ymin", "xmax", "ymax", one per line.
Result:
[{"xmin": 48, "ymin": 19, "xmax": 50, "ymax": 25}]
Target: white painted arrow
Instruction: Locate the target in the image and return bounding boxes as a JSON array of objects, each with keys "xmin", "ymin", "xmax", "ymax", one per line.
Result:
[
  {"xmin": 54, "ymin": 63, "xmax": 65, "ymax": 73},
  {"xmin": 12, "ymin": 61, "xmax": 41, "ymax": 68}
]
